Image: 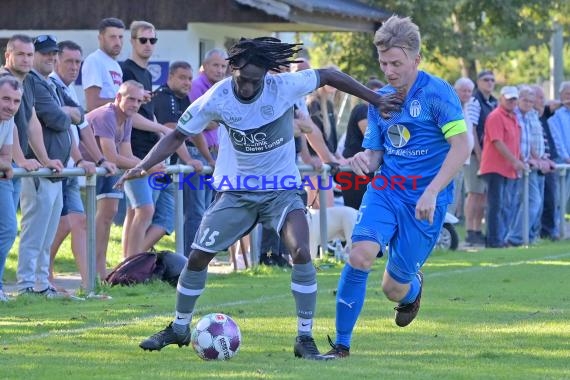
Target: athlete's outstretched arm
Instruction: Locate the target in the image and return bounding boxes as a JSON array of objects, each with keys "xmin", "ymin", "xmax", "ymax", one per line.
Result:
[
  {"xmin": 317, "ymin": 68, "xmax": 403, "ymax": 115},
  {"xmin": 115, "ymin": 129, "xmax": 187, "ymax": 187}
]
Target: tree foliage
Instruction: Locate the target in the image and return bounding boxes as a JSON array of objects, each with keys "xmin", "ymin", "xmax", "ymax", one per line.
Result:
[{"xmin": 308, "ymin": 0, "xmax": 570, "ymax": 85}]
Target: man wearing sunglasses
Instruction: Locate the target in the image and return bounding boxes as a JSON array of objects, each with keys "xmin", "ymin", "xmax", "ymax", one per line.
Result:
[{"xmin": 120, "ymin": 20, "xmax": 199, "ymax": 258}]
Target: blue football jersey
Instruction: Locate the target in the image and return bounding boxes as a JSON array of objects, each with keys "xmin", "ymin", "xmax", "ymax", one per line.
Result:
[{"xmin": 363, "ymin": 71, "xmax": 465, "ymax": 205}]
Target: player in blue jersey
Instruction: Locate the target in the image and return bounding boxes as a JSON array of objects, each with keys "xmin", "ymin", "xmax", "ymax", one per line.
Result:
[
  {"xmin": 325, "ymin": 15, "xmax": 472, "ymax": 358},
  {"xmin": 115, "ymin": 37, "xmax": 403, "ymax": 360}
]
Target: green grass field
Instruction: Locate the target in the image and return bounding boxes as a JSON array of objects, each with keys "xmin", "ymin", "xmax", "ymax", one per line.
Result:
[{"xmin": 1, "ymin": 229, "xmax": 570, "ymax": 379}]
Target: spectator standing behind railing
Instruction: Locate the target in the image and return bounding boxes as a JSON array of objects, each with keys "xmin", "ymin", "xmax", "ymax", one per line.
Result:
[
  {"xmin": 480, "ymin": 86, "xmax": 526, "ymax": 248},
  {"xmin": 450, "ymin": 77, "xmax": 475, "ymax": 220},
  {"xmin": 82, "ymin": 18, "xmax": 125, "ymax": 112},
  {"xmin": 464, "ymin": 70, "xmax": 497, "ymax": 246},
  {"xmin": 17, "ymin": 35, "xmax": 96, "ymax": 297},
  {"xmin": 547, "ymin": 82, "xmax": 570, "ymax": 216},
  {"xmin": 532, "ymin": 85, "xmax": 560, "ymax": 240},
  {"xmin": 120, "ymin": 20, "xmax": 194, "ymax": 258},
  {"xmin": 506, "ymin": 86, "xmax": 546, "ymax": 246},
  {"xmin": 1, "ymin": 35, "xmax": 57, "ymax": 208},
  {"xmin": 0, "ymin": 76, "xmax": 22, "ymax": 302},
  {"xmin": 48, "ymin": 40, "xmax": 117, "ymax": 289},
  {"xmin": 150, "ymin": 61, "xmax": 203, "ymax": 253},
  {"xmin": 79, "ymin": 80, "xmax": 145, "ymax": 280}
]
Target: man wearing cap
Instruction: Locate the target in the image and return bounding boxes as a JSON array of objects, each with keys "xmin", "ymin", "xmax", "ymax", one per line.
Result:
[
  {"xmin": 17, "ymin": 35, "xmax": 95, "ymax": 297},
  {"xmin": 463, "ymin": 70, "xmax": 497, "ymax": 246},
  {"xmin": 479, "ymin": 85, "xmax": 526, "ymax": 248},
  {"xmin": 1, "ymin": 34, "xmax": 63, "ymax": 208}
]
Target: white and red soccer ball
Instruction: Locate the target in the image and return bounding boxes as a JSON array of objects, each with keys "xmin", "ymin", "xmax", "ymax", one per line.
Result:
[{"xmin": 191, "ymin": 313, "xmax": 241, "ymax": 360}]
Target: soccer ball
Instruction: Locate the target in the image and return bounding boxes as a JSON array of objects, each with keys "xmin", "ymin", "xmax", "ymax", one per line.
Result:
[{"xmin": 191, "ymin": 313, "xmax": 241, "ymax": 360}]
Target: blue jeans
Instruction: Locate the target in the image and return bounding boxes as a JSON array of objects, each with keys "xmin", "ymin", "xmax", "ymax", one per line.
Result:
[
  {"xmin": 483, "ymin": 173, "xmax": 516, "ymax": 247},
  {"xmin": 152, "ymin": 184, "xmax": 175, "ymax": 234},
  {"xmin": 0, "ymin": 179, "xmax": 18, "ymax": 290},
  {"xmin": 11, "ymin": 162, "xmax": 21, "ymax": 210},
  {"xmin": 507, "ymin": 172, "xmax": 545, "ymax": 245},
  {"xmin": 182, "ymin": 147, "xmax": 214, "ymax": 256},
  {"xmin": 541, "ymin": 171, "xmax": 559, "ymax": 239}
]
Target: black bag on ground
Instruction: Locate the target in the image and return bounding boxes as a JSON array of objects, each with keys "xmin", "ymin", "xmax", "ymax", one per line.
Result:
[{"xmin": 105, "ymin": 251, "xmax": 186, "ymax": 287}]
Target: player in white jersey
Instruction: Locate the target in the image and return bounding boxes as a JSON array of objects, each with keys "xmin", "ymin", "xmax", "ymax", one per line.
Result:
[{"xmin": 116, "ymin": 37, "xmax": 402, "ymax": 359}]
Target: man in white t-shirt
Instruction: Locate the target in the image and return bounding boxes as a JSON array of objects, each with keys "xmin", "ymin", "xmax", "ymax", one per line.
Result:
[
  {"xmin": 82, "ymin": 17, "xmax": 125, "ymax": 112},
  {"xmin": 117, "ymin": 37, "xmax": 402, "ymax": 359},
  {"xmin": 0, "ymin": 75, "xmax": 22, "ymax": 302}
]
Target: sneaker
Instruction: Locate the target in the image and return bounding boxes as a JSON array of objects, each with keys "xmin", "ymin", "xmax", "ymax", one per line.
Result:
[
  {"xmin": 139, "ymin": 322, "xmax": 191, "ymax": 351},
  {"xmin": 0, "ymin": 290, "xmax": 10, "ymax": 302},
  {"xmin": 18, "ymin": 287, "xmax": 36, "ymax": 296},
  {"xmin": 471, "ymin": 232, "xmax": 486, "ymax": 246},
  {"xmin": 394, "ymin": 272, "xmax": 423, "ymax": 327},
  {"xmin": 465, "ymin": 231, "xmax": 475, "ymax": 245},
  {"xmin": 323, "ymin": 335, "xmax": 350, "ymax": 358},
  {"xmin": 293, "ymin": 335, "xmax": 333, "ymax": 360},
  {"xmin": 38, "ymin": 286, "xmax": 65, "ymax": 299}
]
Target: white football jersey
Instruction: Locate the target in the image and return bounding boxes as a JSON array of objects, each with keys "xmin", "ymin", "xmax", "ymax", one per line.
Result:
[{"xmin": 177, "ymin": 69, "xmax": 319, "ymax": 191}]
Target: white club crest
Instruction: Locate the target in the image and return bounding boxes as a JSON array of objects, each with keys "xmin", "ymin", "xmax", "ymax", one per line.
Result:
[{"xmin": 409, "ymin": 99, "xmax": 421, "ymax": 118}]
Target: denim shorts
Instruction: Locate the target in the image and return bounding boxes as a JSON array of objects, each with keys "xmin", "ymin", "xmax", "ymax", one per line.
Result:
[
  {"xmin": 61, "ymin": 176, "xmax": 84, "ymax": 216},
  {"xmin": 124, "ymin": 176, "xmax": 154, "ymax": 208},
  {"xmin": 151, "ymin": 184, "xmax": 174, "ymax": 234},
  {"xmin": 96, "ymin": 175, "xmax": 123, "ymax": 201}
]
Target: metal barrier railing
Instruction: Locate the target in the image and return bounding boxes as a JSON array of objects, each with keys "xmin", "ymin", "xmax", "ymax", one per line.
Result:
[
  {"xmin": 7, "ymin": 162, "xmax": 568, "ymax": 294},
  {"xmin": 7, "ymin": 164, "xmax": 332, "ymax": 294}
]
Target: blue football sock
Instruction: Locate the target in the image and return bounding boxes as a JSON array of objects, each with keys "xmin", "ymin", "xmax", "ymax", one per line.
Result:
[
  {"xmin": 335, "ymin": 264, "xmax": 369, "ymax": 348},
  {"xmin": 399, "ymin": 274, "xmax": 420, "ymax": 305}
]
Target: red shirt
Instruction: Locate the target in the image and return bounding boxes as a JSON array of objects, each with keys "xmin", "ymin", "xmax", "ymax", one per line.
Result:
[{"xmin": 479, "ymin": 106, "xmax": 521, "ymax": 179}]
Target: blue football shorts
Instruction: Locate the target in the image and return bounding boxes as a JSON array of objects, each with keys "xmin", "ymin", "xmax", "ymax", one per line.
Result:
[{"xmin": 352, "ymin": 188, "xmax": 446, "ymax": 284}]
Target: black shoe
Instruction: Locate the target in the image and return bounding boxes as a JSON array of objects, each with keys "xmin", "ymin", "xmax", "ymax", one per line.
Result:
[
  {"xmin": 259, "ymin": 254, "xmax": 276, "ymax": 266},
  {"xmin": 37, "ymin": 286, "xmax": 65, "ymax": 299},
  {"xmin": 485, "ymin": 242, "xmax": 506, "ymax": 248},
  {"xmin": 293, "ymin": 335, "xmax": 334, "ymax": 360},
  {"xmin": 395, "ymin": 272, "xmax": 423, "ymax": 327},
  {"xmin": 323, "ymin": 335, "xmax": 350, "ymax": 358},
  {"xmin": 472, "ymin": 231, "xmax": 486, "ymax": 246},
  {"xmin": 18, "ymin": 287, "xmax": 36, "ymax": 296},
  {"xmin": 139, "ymin": 322, "xmax": 191, "ymax": 351},
  {"xmin": 465, "ymin": 230, "xmax": 475, "ymax": 245}
]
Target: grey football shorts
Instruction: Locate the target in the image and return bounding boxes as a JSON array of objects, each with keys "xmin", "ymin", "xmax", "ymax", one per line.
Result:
[
  {"xmin": 463, "ymin": 154, "xmax": 487, "ymax": 194},
  {"xmin": 191, "ymin": 190, "xmax": 305, "ymax": 253}
]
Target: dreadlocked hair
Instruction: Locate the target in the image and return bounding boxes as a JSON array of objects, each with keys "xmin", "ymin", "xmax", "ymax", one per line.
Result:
[{"xmin": 227, "ymin": 37, "xmax": 303, "ymax": 72}]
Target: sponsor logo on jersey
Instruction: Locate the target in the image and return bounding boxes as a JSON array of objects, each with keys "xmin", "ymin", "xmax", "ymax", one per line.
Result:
[
  {"xmin": 228, "ymin": 127, "xmax": 285, "ymax": 153},
  {"xmin": 387, "ymin": 124, "xmax": 411, "ymax": 148}
]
